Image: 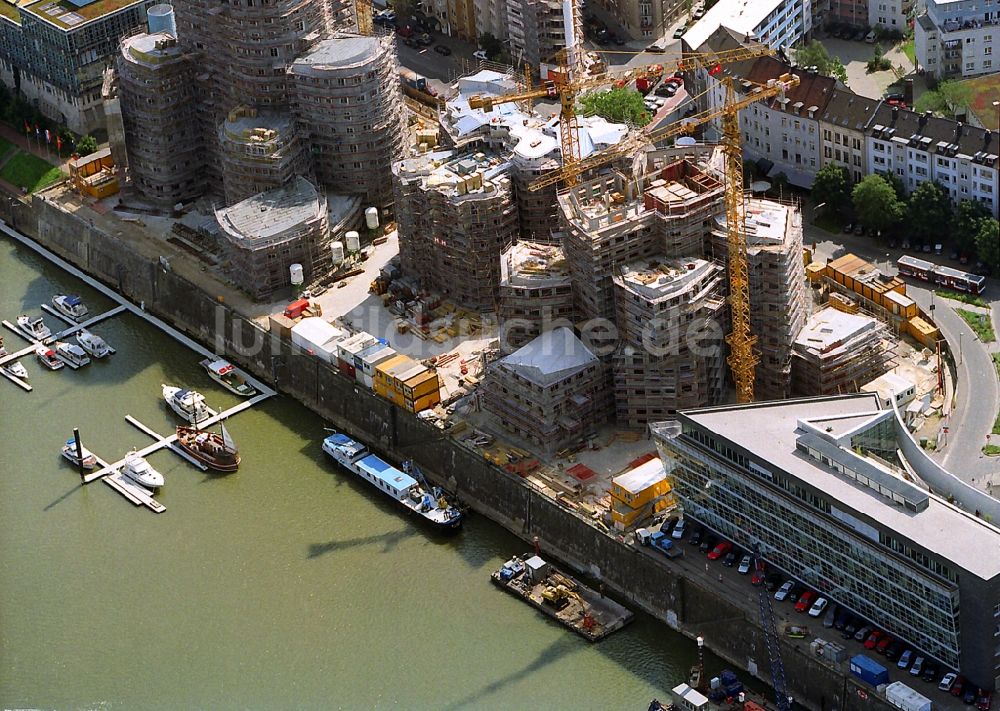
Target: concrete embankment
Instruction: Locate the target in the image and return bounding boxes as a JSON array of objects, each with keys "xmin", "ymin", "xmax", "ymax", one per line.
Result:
[{"xmin": 3, "ymin": 194, "xmax": 896, "ymax": 711}]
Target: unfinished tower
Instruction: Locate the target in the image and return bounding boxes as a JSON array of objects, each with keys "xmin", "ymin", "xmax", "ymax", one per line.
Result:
[
  {"xmin": 707, "ymin": 198, "xmax": 808, "ymax": 400},
  {"xmin": 115, "ymin": 32, "xmax": 203, "ymax": 206},
  {"xmin": 393, "ymin": 150, "xmax": 518, "ymax": 311},
  {"xmin": 219, "ymin": 108, "xmax": 310, "ymax": 206},
  {"xmin": 290, "ymin": 35, "xmax": 407, "ymax": 213},
  {"xmin": 791, "ymin": 307, "xmax": 892, "ymax": 396},
  {"xmin": 612, "ymin": 257, "xmax": 727, "ymax": 427},
  {"xmin": 498, "ymin": 242, "xmax": 575, "ymax": 352}
]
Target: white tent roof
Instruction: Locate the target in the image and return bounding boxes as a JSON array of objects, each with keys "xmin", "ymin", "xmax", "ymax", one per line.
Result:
[{"xmin": 499, "ymin": 327, "xmax": 597, "ymax": 386}]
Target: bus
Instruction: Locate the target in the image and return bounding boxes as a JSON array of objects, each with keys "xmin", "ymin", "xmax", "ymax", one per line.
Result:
[
  {"xmin": 896, "ymin": 255, "xmax": 986, "ymax": 294},
  {"xmin": 398, "ymin": 68, "xmax": 438, "ymax": 107}
]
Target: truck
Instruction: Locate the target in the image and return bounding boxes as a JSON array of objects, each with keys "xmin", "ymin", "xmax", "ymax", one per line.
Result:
[
  {"xmin": 649, "ymin": 531, "xmax": 683, "ymax": 558},
  {"xmin": 885, "ymin": 681, "xmax": 932, "ymax": 711},
  {"xmin": 850, "ymin": 654, "xmax": 889, "ymax": 687}
]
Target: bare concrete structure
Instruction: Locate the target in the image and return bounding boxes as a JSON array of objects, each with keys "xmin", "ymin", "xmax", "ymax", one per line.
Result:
[
  {"xmin": 393, "ymin": 150, "xmax": 518, "ymax": 311},
  {"xmin": 115, "ymin": 32, "xmax": 203, "ymax": 207},
  {"xmin": 506, "ymin": 0, "xmax": 570, "ymax": 75},
  {"xmin": 612, "ymin": 257, "xmax": 727, "ymax": 427},
  {"xmin": 219, "ymin": 107, "xmax": 310, "ymax": 206},
  {"xmin": 289, "ymin": 35, "xmax": 406, "ymax": 213},
  {"xmin": 215, "ymin": 177, "xmax": 332, "ymax": 301},
  {"xmin": 791, "ymin": 307, "xmax": 893, "ymax": 396},
  {"xmin": 707, "ymin": 198, "xmax": 808, "ymax": 400},
  {"xmin": 498, "ymin": 241, "xmax": 575, "ymax": 352},
  {"xmin": 483, "ymin": 327, "xmax": 610, "ymax": 454}
]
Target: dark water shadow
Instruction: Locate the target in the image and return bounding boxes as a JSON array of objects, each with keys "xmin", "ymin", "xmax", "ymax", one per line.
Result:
[
  {"xmin": 43, "ymin": 480, "xmax": 86, "ymax": 511},
  {"xmin": 307, "ymin": 526, "xmax": 418, "ymax": 558}
]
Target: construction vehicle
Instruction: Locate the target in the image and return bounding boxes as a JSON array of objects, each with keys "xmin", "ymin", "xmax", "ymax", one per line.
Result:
[
  {"xmin": 541, "ymin": 584, "xmax": 577, "ymax": 609},
  {"xmin": 529, "ymin": 71, "xmax": 800, "ymax": 402}
]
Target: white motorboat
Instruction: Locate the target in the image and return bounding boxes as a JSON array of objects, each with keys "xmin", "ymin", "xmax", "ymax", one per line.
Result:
[
  {"xmin": 162, "ymin": 384, "xmax": 211, "ymax": 424},
  {"xmin": 55, "ymin": 341, "xmax": 91, "ymax": 368},
  {"xmin": 200, "ymin": 357, "xmax": 256, "ymax": 397},
  {"xmin": 75, "ymin": 330, "xmax": 112, "ymax": 358},
  {"xmin": 35, "ymin": 344, "xmax": 63, "ymax": 370},
  {"xmin": 0, "ymin": 337, "xmax": 28, "ymax": 379},
  {"xmin": 61, "ymin": 436, "xmax": 97, "ymax": 469},
  {"xmin": 51, "ymin": 294, "xmax": 88, "ymax": 321},
  {"xmin": 120, "ymin": 451, "xmax": 164, "ymax": 489},
  {"xmin": 16, "ymin": 314, "xmax": 51, "ymax": 341}
]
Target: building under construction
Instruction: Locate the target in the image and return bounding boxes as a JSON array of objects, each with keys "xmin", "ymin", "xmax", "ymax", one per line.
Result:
[
  {"xmin": 218, "ymin": 108, "xmax": 311, "ymax": 206},
  {"xmin": 707, "ymin": 198, "xmax": 808, "ymax": 400},
  {"xmin": 392, "ymin": 150, "xmax": 519, "ymax": 311},
  {"xmin": 791, "ymin": 307, "xmax": 893, "ymax": 396},
  {"xmin": 215, "ymin": 177, "xmax": 335, "ymax": 301},
  {"xmin": 482, "ymin": 327, "xmax": 611, "ymax": 454},
  {"xmin": 498, "ymin": 241, "xmax": 575, "ymax": 352},
  {"xmin": 612, "ymin": 257, "xmax": 727, "ymax": 427}
]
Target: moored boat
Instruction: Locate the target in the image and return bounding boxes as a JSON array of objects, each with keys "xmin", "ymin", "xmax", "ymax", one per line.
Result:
[
  {"xmin": 175, "ymin": 424, "xmax": 240, "ymax": 472},
  {"xmin": 55, "ymin": 341, "xmax": 91, "ymax": 368},
  {"xmin": 162, "ymin": 384, "xmax": 211, "ymax": 424},
  {"xmin": 35, "ymin": 344, "xmax": 63, "ymax": 370},
  {"xmin": 51, "ymin": 294, "xmax": 88, "ymax": 321},
  {"xmin": 200, "ymin": 357, "xmax": 256, "ymax": 397},
  {"xmin": 76, "ymin": 330, "xmax": 112, "ymax": 358},
  {"xmin": 121, "ymin": 451, "xmax": 164, "ymax": 489},
  {"xmin": 0, "ymin": 337, "xmax": 28, "ymax": 379},
  {"xmin": 322, "ymin": 431, "xmax": 463, "ymax": 529},
  {"xmin": 16, "ymin": 314, "xmax": 51, "ymax": 341},
  {"xmin": 61, "ymin": 436, "xmax": 97, "ymax": 469}
]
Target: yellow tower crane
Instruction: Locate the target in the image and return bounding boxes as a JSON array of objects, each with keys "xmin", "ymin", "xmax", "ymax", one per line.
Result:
[
  {"xmin": 465, "ymin": 46, "xmax": 775, "ymax": 189},
  {"xmin": 525, "ymin": 72, "xmax": 800, "ymax": 402},
  {"xmin": 356, "ymin": 0, "xmax": 373, "ymax": 35}
]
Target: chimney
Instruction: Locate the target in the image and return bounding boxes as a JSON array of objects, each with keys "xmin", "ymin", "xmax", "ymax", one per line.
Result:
[
  {"xmin": 955, "ymin": 121, "xmax": 964, "ymax": 141},
  {"xmin": 891, "ymin": 106, "xmax": 900, "ymax": 122}
]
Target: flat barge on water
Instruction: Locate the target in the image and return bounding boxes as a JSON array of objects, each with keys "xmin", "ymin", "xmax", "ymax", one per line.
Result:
[{"xmin": 491, "ymin": 554, "xmax": 633, "ymax": 642}]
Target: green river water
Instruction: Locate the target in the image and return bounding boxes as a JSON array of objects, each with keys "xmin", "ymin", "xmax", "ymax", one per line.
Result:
[{"xmin": 0, "ymin": 235, "xmax": 719, "ymax": 710}]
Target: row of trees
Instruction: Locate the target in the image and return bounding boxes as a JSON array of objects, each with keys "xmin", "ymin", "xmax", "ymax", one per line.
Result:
[
  {"xmin": 813, "ymin": 162, "xmax": 1000, "ymax": 271},
  {"xmin": 0, "ymin": 77, "xmax": 96, "ymax": 155}
]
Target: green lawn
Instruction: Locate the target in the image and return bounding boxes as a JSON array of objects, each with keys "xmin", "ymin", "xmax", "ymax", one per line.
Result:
[
  {"xmin": 983, "ymin": 444, "xmax": 1000, "ymax": 456},
  {"xmin": 956, "ymin": 307, "xmax": 996, "ymax": 342},
  {"xmin": 0, "ymin": 151, "xmax": 64, "ymax": 192},
  {"xmin": 900, "ymin": 40, "xmax": 916, "ymax": 65},
  {"xmin": 936, "ymin": 289, "xmax": 988, "ymax": 307},
  {"xmin": 0, "ymin": 136, "xmax": 14, "ymax": 159}
]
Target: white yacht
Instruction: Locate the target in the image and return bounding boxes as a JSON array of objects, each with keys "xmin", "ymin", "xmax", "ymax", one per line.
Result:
[
  {"xmin": 35, "ymin": 344, "xmax": 63, "ymax": 370},
  {"xmin": 51, "ymin": 294, "xmax": 88, "ymax": 321},
  {"xmin": 0, "ymin": 337, "xmax": 28, "ymax": 379},
  {"xmin": 120, "ymin": 451, "xmax": 164, "ymax": 490},
  {"xmin": 75, "ymin": 330, "xmax": 112, "ymax": 358},
  {"xmin": 16, "ymin": 314, "xmax": 51, "ymax": 341},
  {"xmin": 162, "ymin": 384, "xmax": 211, "ymax": 424},
  {"xmin": 55, "ymin": 341, "xmax": 91, "ymax": 368},
  {"xmin": 61, "ymin": 437, "xmax": 97, "ymax": 469}
]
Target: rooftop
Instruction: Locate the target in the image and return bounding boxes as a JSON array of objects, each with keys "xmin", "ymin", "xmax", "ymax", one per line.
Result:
[
  {"xmin": 615, "ymin": 257, "xmax": 720, "ymax": 302},
  {"xmin": 215, "ymin": 176, "xmax": 325, "ymax": 248},
  {"xmin": 714, "ymin": 198, "xmax": 795, "ymax": 247},
  {"xmin": 393, "ymin": 149, "xmax": 511, "ymax": 198},
  {"xmin": 497, "ymin": 327, "xmax": 598, "ymax": 386},
  {"xmin": 674, "ymin": 394, "xmax": 1000, "ymax": 579},
  {"xmin": 24, "ymin": 0, "xmax": 143, "ymax": 29},
  {"xmin": 867, "ymin": 101, "xmax": 1000, "ymax": 162},
  {"xmin": 613, "ymin": 458, "xmax": 666, "ymax": 494},
  {"xmin": 683, "ymin": 0, "xmax": 791, "ymax": 52},
  {"xmin": 743, "ymin": 56, "xmax": 835, "ymax": 116},
  {"xmin": 123, "ymin": 32, "xmax": 184, "ymax": 66},
  {"xmin": 501, "ymin": 241, "xmax": 570, "ymax": 287},
  {"xmin": 220, "ymin": 108, "xmax": 294, "ymax": 146},
  {"xmin": 290, "ymin": 35, "xmax": 381, "ymax": 73},
  {"xmin": 794, "ymin": 307, "xmax": 880, "ymax": 353},
  {"xmin": 821, "ymin": 88, "xmax": 880, "ymax": 133}
]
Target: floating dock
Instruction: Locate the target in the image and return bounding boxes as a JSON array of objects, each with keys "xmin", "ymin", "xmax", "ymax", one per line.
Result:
[
  {"xmin": 125, "ymin": 415, "xmax": 208, "ymax": 471},
  {"xmin": 491, "ymin": 554, "xmax": 633, "ymax": 642}
]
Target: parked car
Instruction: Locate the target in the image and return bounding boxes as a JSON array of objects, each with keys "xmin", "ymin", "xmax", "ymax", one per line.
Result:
[
  {"xmin": 416, "ymin": 33, "xmax": 433, "ymax": 46},
  {"xmin": 922, "ymin": 243, "xmax": 933, "ymax": 253},
  {"xmin": 699, "ymin": 535, "xmax": 717, "ymax": 554},
  {"xmin": 885, "ymin": 92, "xmax": 905, "ymax": 102},
  {"xmin": 834, "ymin": 609, "xmax": 850, "ymax": 630},
  {"xmin": 693, "ymin": 7, "xmax": 705, "ymax": 18},
  {"xmin": 921, "ymin": 661, "xmax": 939, "ymax": 682},
  {"xmin": 723, "ymin": 550, "xmax": 738, "ymax": 567},
  {"xmin": 751, "ymin": 560, "xmax": 767, "ymax": 586},
  {"xmin": 807, "ymin": 597, "xmax": 828, "ymax": 617},
  {"xmin": 940, "ymin": 672, "xmax": 958, "ymax": 693},
  {"xmin": 951, "ymin": 675, "xmax": 966, "ymax": 697},
  {"xmin": 934, "ymin": 243, "xmax": 943, "ymax": 255},
  {"xmin": 765, "ymin": 573, "xmax": 783, "ymax": 592},
  {"xmin": 977, "ymin": 690, "xmax": 993, "ymax": 710},
  {"xmin": 774, "ymin": 580, "xmax": 795, "ymax": 601},
  {"xmin": 787, "ymin": 585, "xmax": 805, "ymax": 604},
  {"xmin": 646, "ymin": 43, "xmax": 666, "ymax": 53},
  {"xmin": 612, "ymin": 34, "xmax": 627, "ymax": 45},
  {"xmin": 473, "ymin": 49, "xmax": 489, "ymax": 60},
  {"xmin": 656, "ymin": 84, "xmax": 678, "ymax": 98},
  {"xmin": 671, "ymin": 519, "xmax": 686, "ymax": 539},
  {"xmin": 673, "ymin": 25, "xmax": 687, "ymax": 38},
  {"xmin": 707, "ymin": 541, "xmax": 733, "ymax": 560},
  {"xmin": 909, "ymin": 656, "xmax": 924, "ymax": 676},
  {"xmin": 854, "ymin": 223, "xmax": 865, "ymax": 235},
  {"xmin": 853, "ymin": 625, "xmax": 873, "ymax": 642},
  {"xmin": 822, "ymin": 604, "xmax": 838, "ymax": 628},
  {"xmin": 843, "ymin": 222, "xmax": 853, "ymax": 233},
  {"xmin": 737, "ymin": 554, "xmax": 752, "ymax": 573},
  {"xmin": 842, "ymin": 619, "xmax": 859, "ymax": 639},
  {"xmin": 964, "ymin": 686, "xmax": 978, "ymax": 704},
  {"xmin": 396, "ymin": 25, "xmax": 414, "ymax": 37},
  {"xmin": 897, "ymin": 649, "xmax": 913, "ymax": 670},
  {"xmin": 863, "ymin": 629, "xmax": 884, "ymax": 649},
  {"xmin": 901, "ymin": 238, "xmax": 911, "ymax": 249},
  {"xmin": 434, "ymin": 44, "xmax": 452, "ymax": 55},
  {"xmin": 884, "ymin": 640, "xmax": 903, "ymax": 662},
  {"xmin": 688, "ymin": 527, "xmax": 703, "ymax": 546},
  {"xmin": 794, "ymin": 590, "xmax": 817, "ymax": 613},
  {"xmin": 403, "ymin": 37, "xmax": 419, "ymax": 48},
  {"xmin": 875, "ymin": 635, "xmax": 893, "ymax": 654}
]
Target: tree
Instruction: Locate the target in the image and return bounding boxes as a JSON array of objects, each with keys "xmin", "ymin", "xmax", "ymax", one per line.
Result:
[
  {"xmin": 866, "ymin": 44, "xmax": 892, "ymax": 72},
  {"xmin": 793, "ymin": 40, "xmax": 848, "ymax": 84},
  {"xmin": 953, "ymin": 199, "xmax": 992, "ymax": 254},
  {"xmin": 906, "ymin": 180, "xmax": 952, "ymax": 245},
  {"xmin": 478, "ymin": 32, "xmax": 503, "ymax": 57},
  {"xmin": 852, "ymin": 174, "xmax": 904, "ymax": 233},
  {"xmin": 76, "ymin": 135, "xmax": 98, "ymax": 155},
  {"xmin": 974, "ymin": 217, "xmax": 1000, "ymax": 272},
  {"xmin": 579, "ymin": 88, "xmax": 650, "ymax": 126},
  {"xmin": 914, "ymin": 80, "xmax": 972, "ymax": 117},
  {"xmin": 811, "ymin": 163, "xmax": 851, "ymax": 214}
]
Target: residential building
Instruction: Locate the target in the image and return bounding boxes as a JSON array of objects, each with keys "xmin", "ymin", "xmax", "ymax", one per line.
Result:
[
  {"xmin": 682, "ymin": 0, "xmax": 812, "ymax": 54},
  {"xmin": 818, "ymin": 89, "xmax": 878, "ymax": 183},
  {"xmin": 865, "ymin": 103, "xmax": 1000, "ymax": 216},
  {"xmin": 829, "ymin": 0, "xmax": 868, "ymax": 27},
  {"xmin": 482, "ymin": 327, "xmax": 611, "ymax": 454},
  {"xmin": 0, "ymin": 0, "xmax": 155, "ymax": 133},
  {"xmin": 868, "ymin": 0, "xmax": 911, "ymax": 31},
  {"xmin": 506, "ymin": 0, "xmax": 571, "ymax": 76},
  {"xmin": 591, "ymin": 0, "xmax": 687, "ymax": 40},
  {"xmin": 652, "ymin": 393, "xmax": 1000, "ymax": 689},
  {"xmin": 915, "ymin": 0, "xmax": 999, "ymax": 79}
]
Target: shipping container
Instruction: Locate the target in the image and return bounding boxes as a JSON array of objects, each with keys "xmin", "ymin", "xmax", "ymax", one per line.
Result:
[
  {"xmin": 283, "ymin": 299, "xmax": 310, "ymax": 319},
  {"xmin": 850, "ymin": 654, "xmax": 888, "ymax": 687},
  {"xmin": 885, "ymin": 681, "xmax": 932, "ymax": 711}
]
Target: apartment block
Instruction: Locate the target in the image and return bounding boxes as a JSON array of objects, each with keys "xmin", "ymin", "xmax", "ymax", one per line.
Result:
[
  {"xmin": 506, "ymin": 0, "xmax": 570, "ymax": 74},
  {"xmin": 482, "ymin": 327, "xmax": 610, "ymax": 454},
  {"xmin": 868, "ymin": 0, "xmax": 912, "ymax": 30},
  {"xmin": 791, "ymin": 307, "xmax": 891, "ymax": 395},
  {"xmin": 498, "ymin": 241, "xmax": 576, "ymax": 353},
  {"xmin": 707, "ymin": 198, "xmax": 807, "ymax": 400},
  {"xmin": 829, "ymin": 0, "xmax": 868, "ymax": 27},
  {"xmin": 866, "ymin": 103, "xmax": 1000, "ymax": 216},
  {"xmin": 0, "ymin": 0, "xmax": 155, "ymax": 134},
  {"xmin": 612, "ymin": 257, "xmax": 727, "ymax": 427},
  {"xmin": 818, "ymin": 89, "xmax": 878, "ymax": 184},
  {"xmin": 652, "ymin": 394, "xmax": 1000, "ymax": 688},
  {"xmin": 915, "ymin": 0, "xmax": 999, "ymax": 79},
  {"xmin": 393, "ymin": 149, "xmax": 519, "ymax": 312},
  {"xmin": 683, "ymin": 0, "xmax": 812, "ymax": 53}
]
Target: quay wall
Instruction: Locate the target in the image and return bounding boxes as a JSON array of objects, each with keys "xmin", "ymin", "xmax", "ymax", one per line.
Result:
[{"xmin": 9, "ymin": 194, "xmax": 896, "ymax": 711}]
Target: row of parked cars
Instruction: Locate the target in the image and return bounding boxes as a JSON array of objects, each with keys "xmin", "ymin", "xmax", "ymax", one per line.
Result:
[{"xmin": 654, "ymin": 517, "xmax": 992, "ymax": 709}]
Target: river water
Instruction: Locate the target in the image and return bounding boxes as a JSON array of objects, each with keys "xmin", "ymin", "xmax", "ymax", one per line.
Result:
[{"xmin": 0, "ymin": 236, "xmax": 719, "ymax": 710}]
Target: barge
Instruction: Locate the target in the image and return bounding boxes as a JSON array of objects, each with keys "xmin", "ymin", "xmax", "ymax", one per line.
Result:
[{"xmin": 491, "ymin": 554, "xmax": 633, "ymax": 642}]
